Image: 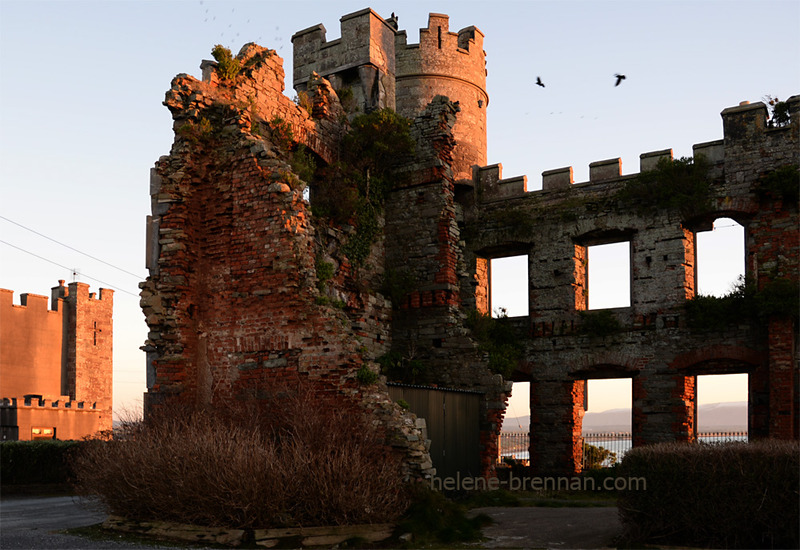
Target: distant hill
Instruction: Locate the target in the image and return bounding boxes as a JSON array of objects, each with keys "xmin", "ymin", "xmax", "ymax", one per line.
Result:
[{"xmin": 502, "ymin": 401, "xmax": 747, "ymax": 433}]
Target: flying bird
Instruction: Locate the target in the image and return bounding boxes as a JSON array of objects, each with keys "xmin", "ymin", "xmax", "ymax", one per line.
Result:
[
  {"xmin": 536, "ymin": 76, "xmax": 545, "ymax": 88},
  {"xmin": 614, "ymin": 74, "xmax": 626, "ymax": 87}
]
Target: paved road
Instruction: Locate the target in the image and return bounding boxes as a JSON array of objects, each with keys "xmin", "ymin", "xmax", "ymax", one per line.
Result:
[
  {"xmin": 0, "ymin": 495, "xmax": 175, "ymax": 549},
  {"xmin": 1, "ymin": 495, "xmax": 622, "ymax": 549},
  {"xmin": 473, "ymin": 506, "xmax": 622, "ymax": 549}
]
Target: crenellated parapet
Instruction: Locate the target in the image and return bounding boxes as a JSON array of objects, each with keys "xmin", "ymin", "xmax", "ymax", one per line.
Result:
[
  {"xmin": 469, "ymin": 95, "xmax": 799, "ymax": 204},
  {"xmin": 1, "ymin": 396, "xmax": 98, "ymax": 410},
  {"xmin": 292, "ymin": 9, "xmax": 398, "ymax": 113}
]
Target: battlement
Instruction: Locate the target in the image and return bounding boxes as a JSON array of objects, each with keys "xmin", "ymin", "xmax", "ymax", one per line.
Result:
[
  {"xmin": 292, "ymin": 8, "xmax": 397, "ymax": 90},
  {"xmin": 395, "ymin": 12, "xmax": 485, "ymax": 57},
  {"xmin": 474, "ymin": 95, "xmax": 799, "ymax": 202},
  {"xmin": 1, "ymin": 287, "xmax": 63, "ymax": 313},
  {"xmin": 0, "ymin": 396, "xmax": 97, "ymax": 410}
]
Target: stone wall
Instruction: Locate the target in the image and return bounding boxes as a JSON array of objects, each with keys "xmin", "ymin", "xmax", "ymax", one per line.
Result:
[
  {"xmin": 457, "ymin": 96, "xmax": 799, "ymax": 473},
  {"xmin": 145, "ymin": 9, "xmax": 798, "ymax": 480},
  {"xmin": 141, "ymin": 45, "xmax": 434, "ymax": 479}
]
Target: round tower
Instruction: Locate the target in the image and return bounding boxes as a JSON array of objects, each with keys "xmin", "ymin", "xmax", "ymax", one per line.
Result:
[{"xmin": 395, "ymin": 13, "xmax": 488, "ymax": 180}]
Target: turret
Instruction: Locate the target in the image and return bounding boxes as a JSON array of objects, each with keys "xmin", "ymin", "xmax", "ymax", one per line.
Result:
[
  {"xmin": 292, "ymin": 8, "xmax": 398, "ymax": 114},
  {"xmin": 395, "ymin": 14, "xmax": 488, "ymax": 180}
]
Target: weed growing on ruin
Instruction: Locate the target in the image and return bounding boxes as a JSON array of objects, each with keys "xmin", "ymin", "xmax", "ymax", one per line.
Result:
[
  {"xmin": 465, "ymin": 309, "xmax": 523, "ymax": 378},
  {"xmin": 313, "ymin": 109, "xmax": 414, "ymax": 266},
  {"xmin": 211, "ymin": 45, "xmax": 241, "ymax": 81},
  {"xmin": 764, "ymin": 95, "xmax": 791, "ymax": 128},
  {"xmin": 177, "ymin": 117, "xmax": 215, "ymax": 145},
  {"xmin": 754, "ymin": 164, "xmax": 799, "ymax": 207},
  {"xmin": 381, "ymin": 266, "xmax": 417, "ymax": 308},
  {"xmin": 268, "ymin": 116, "xmax": 294, "ymax": 150},
  {"xmin": 315, "ymin": 256, "xmax": 335, "ymax": 292},
  {"xmin": 618, "ymin": 156, "xmax": 711, "ymax": 220},
  {"xmin": 335, "ymin": 87, "xmax": 357, "ymax": 114},
  {"xmin": 378, "ymin": 351, "xmax": 428, "ymax": 384},
  {"xmin": 356, "ymin": 364, "xmax": 379, "ymax": 385},
  {"xmin": 578, "ymin": 310, "xmax": 622, "ymax": 338},
  {"xmin": 291, "ymin": 145, "xmax": 316, "ymax": 184},
  {"xmin": 685, "ymin": 276, "xmax": 799, "ymax": 331},
  {"xmin": 293, "ymin": 91, "xmax": 313, "ymax": 116}
]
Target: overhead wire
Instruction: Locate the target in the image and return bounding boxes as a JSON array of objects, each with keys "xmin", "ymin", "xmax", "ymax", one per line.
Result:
[
  {"xmin": 0, "ymin": 240, "xmax": 140, "ymax": 298},
  {"xmin": 0, "ymin": 214, "xmax": 145, "ymax": 280}
]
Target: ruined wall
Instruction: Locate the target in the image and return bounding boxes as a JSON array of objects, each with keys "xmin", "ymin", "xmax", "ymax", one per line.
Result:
[
  {"xmin": 385, "ymin": 96, "xmax": 511, "ymax": 477},
  {"xmin": 147, "ymin": 8, "xmax": 797, "ymax": 479},
  {"xmin": 141, "ymin": 44, "xmax": 434, "ymax": 479},
  {"xmin": 0, "ymin": 281, "xmax": 113, "ymax": 439},
  {"xmin": 458, "ymin": 96, "xmax": 799, "ymax": 473}
]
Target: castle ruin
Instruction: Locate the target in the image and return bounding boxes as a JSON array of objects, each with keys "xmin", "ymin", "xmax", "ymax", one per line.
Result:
[{"xmin": 141, "ymin": 8, "xmax": 798, "ymax": 476}]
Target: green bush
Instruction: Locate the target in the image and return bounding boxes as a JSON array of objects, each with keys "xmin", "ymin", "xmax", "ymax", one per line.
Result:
[
  {"xmin": 617, "ymin": 440, "xmax": 799, "ymax": 549},
  {"xmin": 1, "ymin": 440, "xmax": 83, "ymax": 485},
  {"xmin": 210, "ymin": 44, "xmax": 241, "ymax": 80}
]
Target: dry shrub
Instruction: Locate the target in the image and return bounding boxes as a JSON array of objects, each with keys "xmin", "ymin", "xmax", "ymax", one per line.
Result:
[
  {"xmin": 617, "ymin": 439, "xmax": 799, "ymax": 549},
  {"xmin": 72, "ymin": 387, "xmax": 409, "ymax": 529}
]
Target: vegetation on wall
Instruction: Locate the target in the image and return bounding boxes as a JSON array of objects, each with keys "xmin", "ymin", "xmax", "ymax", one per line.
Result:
[
  {"xmin": 381, "ymin": 266, "xmax": 417, "ymax": 308},
  {"xmin": 754, "ymin": 164, "xmax": 799, "ymax": 207},
  {"xmin": 764, "ymin": 95, "xmax": 791, "ymax": 128},
  {"xmin": 578, "ymin": 310, "xmax": 623, "ymax": 338},
  {"xmin": 685, "ymin": 276, "xmax": 799, "ymax": 331},
  {"xmin": 618, "ymin": 156, "xmax": 711, "ymax": 219},
  {"xmin": 313, "ymin": 108, "xmax": 415, "ymax": 265},
  {"xmin": 378, "ymin": 350, "xmax": 428, "ymax": 385},
  {"xmin": 211, "ymin": 45, "xmax": 241, "ymax": 81},
  {"xmin": 465, "ymin": 308, "xmax": 523, "ymax": 378}
]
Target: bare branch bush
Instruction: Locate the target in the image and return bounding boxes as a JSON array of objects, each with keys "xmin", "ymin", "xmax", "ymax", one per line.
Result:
[{"xmin": 72, "ymin": 385, "xmax": 408, "ymax": 529}]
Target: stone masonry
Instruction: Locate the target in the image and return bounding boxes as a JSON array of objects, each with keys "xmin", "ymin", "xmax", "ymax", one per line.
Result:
[{"xmin": 143, "ymin": 8, "xmax": 798, "ymax": 477}]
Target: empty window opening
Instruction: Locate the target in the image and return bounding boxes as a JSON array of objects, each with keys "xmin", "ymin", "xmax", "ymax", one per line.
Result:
[
  {"xmin": 587, "ymin": 242, "xmax": 630, "ymax": 310},
  {"xmin": 583, "ymin": 378, "xmax": 632, "ymax": 468},
  {"xmin": 490, "ymin": 255, "xmax": 528, "ymax": 317},
  {"xmin": 696, "ymin": 218, "xmax": 745, "ymax": 297},
  {"xmin": 500, "ymin": 381, "xmax": 530, "ymax": 461},
  {"xmin": 696, "ymin": 373, "xmax": 748, "ymax": 440},
  {"xmin": 584, "ymin": 378, "xmax": 632, "ymax": 428}
]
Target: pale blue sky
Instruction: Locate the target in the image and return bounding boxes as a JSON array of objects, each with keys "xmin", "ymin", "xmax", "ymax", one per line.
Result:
[{"xmin": 1, "ymin": 0, "xmax": 797, "ymax": 417}]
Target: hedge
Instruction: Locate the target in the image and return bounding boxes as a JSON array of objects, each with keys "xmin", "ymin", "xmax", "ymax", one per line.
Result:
[
  {"xmin": 0, "ymin": 440, "xmax": 83, "ymax": 485},
  {"xmin": 616, "ymin": 439, "xmax": 799, "ymax": 549}
]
